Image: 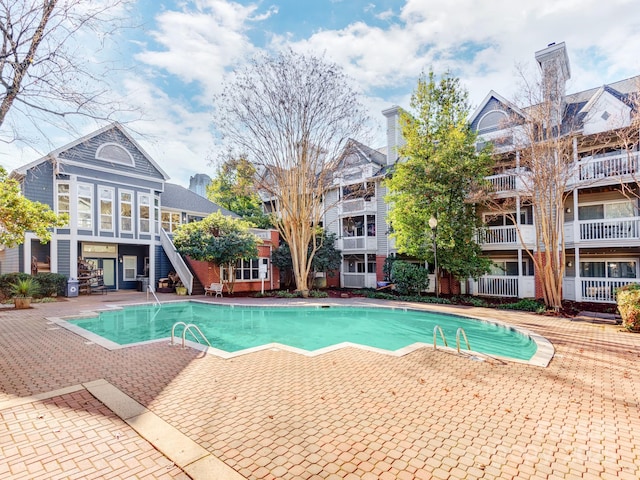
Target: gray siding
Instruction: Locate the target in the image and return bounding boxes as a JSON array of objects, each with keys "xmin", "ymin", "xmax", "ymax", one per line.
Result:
[
  {"xmin": 24, "ymin": 161, "xmax": 54, "ymax": 207},
  {"xmin": 57, "ymin": 128, "xmax": 165, "ymax": 181},
  {"xmin": 57, "ymin": 240, "xmax": 71, "ymax": 277},
  {"xmin": 0, "ymin": 247, "xmax": 20, "ymax": 273},
  {"xmin": 324, "ymin": 189, "xmax": 340, "ymax": 235}
]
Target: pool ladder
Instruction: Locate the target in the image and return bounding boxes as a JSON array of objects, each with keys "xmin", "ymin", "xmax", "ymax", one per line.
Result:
[
  {"xmin": 171, "ymin": 321, "xmax": 211, "ymax": 349},
  {"xmin": 433, "ymin": 326, "xmax": 471, "ymax": 354}
]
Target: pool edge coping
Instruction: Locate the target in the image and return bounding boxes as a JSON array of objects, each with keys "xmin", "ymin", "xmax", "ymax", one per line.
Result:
[{"xmin": 47, "ymin": 299, "xmax": 555, "ymax": 367}]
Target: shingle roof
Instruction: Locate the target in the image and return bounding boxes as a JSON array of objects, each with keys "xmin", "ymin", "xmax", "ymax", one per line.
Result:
[{"xmin": 161, "ymin": 183, "xmax": 238, "ymax": 217}]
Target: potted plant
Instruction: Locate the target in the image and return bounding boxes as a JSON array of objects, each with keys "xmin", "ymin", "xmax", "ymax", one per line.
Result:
[
  {"xmin": 616, "ymin": 284, "xmax": 640, "ymax": 332},
  {"xmin": 11, "ymin": 277, "xmax": 39, "ymax": 309},
  {"xmin": 174, "ymin": 281, "xmax": 187, "ymax": 296}
]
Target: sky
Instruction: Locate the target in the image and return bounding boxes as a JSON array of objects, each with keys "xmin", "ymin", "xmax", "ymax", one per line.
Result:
[{"xmin": 2, "ymin": 0, "xmax": 640, "ymax": 187}]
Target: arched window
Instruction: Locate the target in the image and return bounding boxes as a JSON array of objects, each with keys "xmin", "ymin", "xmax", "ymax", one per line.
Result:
[
  {"xmin": 477, "ymin": 110, "xmax": 508, "ymax": 134},
  {"xmin": 95, "ymin": 143, "xmax": 134, "ymax": 166}
]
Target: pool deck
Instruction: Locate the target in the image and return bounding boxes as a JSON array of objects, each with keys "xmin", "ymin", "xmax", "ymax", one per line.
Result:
[{"xmin": 1, "ymin": 292, "xmax": 639, "ymax": 479}]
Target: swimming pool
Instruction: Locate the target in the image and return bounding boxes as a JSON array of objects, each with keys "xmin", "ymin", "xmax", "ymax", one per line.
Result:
[{"xmin": 60, "ymin": 302, "xmax": 549, "ymax": 363}]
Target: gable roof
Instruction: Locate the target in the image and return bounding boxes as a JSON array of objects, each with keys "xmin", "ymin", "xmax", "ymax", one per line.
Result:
[
  {"xmin": 469, "ymin": 90, "xmax": 526, "ymax": 128},
  {"xmin": 338, "ymin": 138, "xmax": 387, "ymax": 169},
  {"xmin": 161, "ymin": 183, "xmax": 238, "ymax": 217},
  {"xmin": 11, "ymin": 122, "xmax": 169, "ymax": 180}
]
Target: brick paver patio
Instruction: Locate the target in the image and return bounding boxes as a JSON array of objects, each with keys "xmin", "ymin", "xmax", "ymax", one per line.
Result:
[{"xmin": 1, "ymin": 292, "xmax": 639, "ymax": 479}]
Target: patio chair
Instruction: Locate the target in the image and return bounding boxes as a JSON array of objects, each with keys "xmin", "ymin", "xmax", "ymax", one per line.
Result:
[{"xmin": 205, "ymin": 283, "xmax": 224, "ymax": 297}]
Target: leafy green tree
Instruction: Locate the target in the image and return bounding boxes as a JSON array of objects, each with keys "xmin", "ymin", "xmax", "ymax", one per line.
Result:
[
  {"xmin": 207, "ymin": 156, "xmax": 272, "ymax": 228},
  {"xmin": 0, "ymin": 167, "xmax": 67, "ymax": 247},
  {"xmin": 390, "ymin": 261, "xmax": 430, "ymax": 295},
  {"xmin": 385, "ymin": 72, "xmax": 493, "ymax": 289},
  {"xmin": 271, "ymin": 231, "xmax": 342, "ymax": 289},
  {"xmin": 172, "ymin": 211, "xmax": 260, "ymax": 294}
]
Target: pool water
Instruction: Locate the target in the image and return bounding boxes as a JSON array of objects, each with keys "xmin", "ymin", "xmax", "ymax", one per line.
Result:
[{"xmin": 69, "ymin": 302, "xmax": 538, "ymax": 360}]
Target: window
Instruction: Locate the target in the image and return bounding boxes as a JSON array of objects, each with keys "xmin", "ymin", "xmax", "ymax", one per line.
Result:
[
  {"xmin": 477, "ymin": 110, "xmax": 508, "ymax": 134},
  {"xmin": 120, "ymin": 191, "xmax": 133, "ymax": 233},
  {"xmin": 484, "ymin": 211, "xmax": 527, "ymax": 226},
  {"xmin": 161, "ymin": 211, "xmax": 182, "ymax": 232},
  {"xmin": 344, "ymin": 254, "xmax": 376, "ymax": 274},
  {"xmin": 367, "ymin": 215, "xmax": 376, "ymax": 237},
  {"xmin": 154, "ymin": 196, "xmax": 160, "ymax": 234},
  {"xmin": 490, "ymin": 259, "xmax": 534, "ymax": 276},
  {"xmin": 578, "ymin": 201, "xmax": 635, "ymax": 220},
  {"xmin": 138, "ymin": 193, "xmax": 150, "ymax": 234},
  {"xmin": 95, "ymin": 143, "xmax": 134, "ymax": 166},
  {"xmin": 223, "ymin": 258, "xmax": 268, "ymax": 281},
  {"xmin": 123, "ymin": 256, "xmax": 137, "ymax": 281},
  {"xmin": 99, "ymin": 187, "xmax": 114, "ymax": 231},
  {"xmin": 580, "ymin": 260, "xmax": 637, "ymax": 278},
  {"xmin": 77, "ymin": 183, "xmax": 93, "ymax": 229},
  {"xmin": 56, "ymin": 183, "xmax": 70, "ymax": 225}
]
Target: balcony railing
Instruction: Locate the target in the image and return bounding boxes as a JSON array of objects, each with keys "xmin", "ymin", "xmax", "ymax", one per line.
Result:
[
  {"xmin": 477, "ymin": 225, "xmax": 535, "ymax": 246},
  {"xmin": 580, "ymin": 278, "xmax": 637, "ymax": 303},
  {"xmin": 577, "ymin": 150, "xmax": 639, "ymax": 182},
  {"xmin": 579, "ymin": 217, "xmax": 640, "ymax": 241},
  {"xmin": 487, "ymin": 173, "xmax": 517, "ymax": 192},
  {"xmin": 476, "ymin": 276, "xmax": 519, "ymax": 297},
  {"xmin": 341, "ymin": 198, "xmax": 376, "ymax": 214}
]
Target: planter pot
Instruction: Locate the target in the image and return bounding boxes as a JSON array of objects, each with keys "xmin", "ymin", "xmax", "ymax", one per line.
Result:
[
  {"xmin": 14, "ymin": 297, "xmax": 32, "ymax": 309},
  {"xmin": 175, "ymin": 287, "xmax": 187, "ymax": 296}
]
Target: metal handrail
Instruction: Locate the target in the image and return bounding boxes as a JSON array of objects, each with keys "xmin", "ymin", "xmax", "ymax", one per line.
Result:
[
  {"xmin": 147, "ymin": 285, "xmax": 160, "ymax": 306},
  {"xmin": 433, "ymin": 325, "xmax": 448, "ymax": 349},
  {"xmin": 171, "ymin": 321, "xmax": 211, "ymax": 349},
  {"xmin": 456, "ymin": 328, "xmax": 471, "ymax": 353},
  {"xmin": 160, "ymin": 228, "xmax": 194, "ymax": 294}
]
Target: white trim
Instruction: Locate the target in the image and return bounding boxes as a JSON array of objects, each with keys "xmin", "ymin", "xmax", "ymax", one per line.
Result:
[
  {"xmin": 95, "ymin": 142, "xmax": 134, "ymax": 166},
  {"xmin": 477, "ymin": 109, "xmax": 509, "ymax": 134},
  {"xmin": 98, "ymin": 186, "xmax": 115, "ymax": 233},
  {"xmin": 122, "ymin": 255, "xmax": 137, "ymax": 281},
  {"xmin": 77, "ymin": 182, "xmax": 94, "ymax": 231},
  {"xmin": 137, "ymin": 192, "xmax": 151, "ymax": 235},
  {"xmin": 57, "ymin": 158, "xmax": 166, "ymax": 185},
  {"xmin": 119, "ymin": 190, "xmax": 134, "ymax": 234}
]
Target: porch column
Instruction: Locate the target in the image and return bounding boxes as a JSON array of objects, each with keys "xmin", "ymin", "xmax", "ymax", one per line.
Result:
[
  {"xmin": 69, "ymin": 176, "xmax": 78, "ymax": 280},
  {"xmin": 517, "ymin": 247, "xmax": 523, "ymax": 299},
  {"xmin": 574, "ymin": 246, "xmax": 581, "ymax": 302}
]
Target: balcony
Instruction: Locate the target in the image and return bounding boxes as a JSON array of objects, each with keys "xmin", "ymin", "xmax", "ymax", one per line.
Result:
[
  {"xmin": 578, "ymin": 217, "xmax": 640, "ymax": 242},
  {"xmin": 478, "ymin": 225, "xmax": 535, "ymax": 247},
  {"xmin": 575, "ymin": 150, "xmax": 639, "ymax": 184},
  {"xmin": 485, "ymin": 169, "xmax": 530, "ymax": 195},
  {"xmin": 340, "ymin": 236, "xmax": 377, "ymax": 251},
  {"xmin": 340, "ymin": 198, "xmax": 377, "ymax": 214},
  {"xmin": 471, "ymin": 276, "xmax": 535, "ymax": 298}
]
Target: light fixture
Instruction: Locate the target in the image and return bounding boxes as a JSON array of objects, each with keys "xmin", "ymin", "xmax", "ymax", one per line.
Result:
[
  {"xmin": 567, "ymin": 261, "xmax": 573, "ymax": 267},
  {"xmin": 428, "ymin": 216, "xmax": 438, "ymax": 230}
]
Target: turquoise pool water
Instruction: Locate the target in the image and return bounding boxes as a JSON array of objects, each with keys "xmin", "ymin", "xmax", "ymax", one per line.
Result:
[{"xmin": 68, "ymin": 302, "xmax": 538, "ymax": 360}]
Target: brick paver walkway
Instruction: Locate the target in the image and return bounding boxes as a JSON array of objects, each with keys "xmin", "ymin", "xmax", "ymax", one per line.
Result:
[{"xmin": 1, "ymin": 292, "xmax": 639, "ymax": 479}]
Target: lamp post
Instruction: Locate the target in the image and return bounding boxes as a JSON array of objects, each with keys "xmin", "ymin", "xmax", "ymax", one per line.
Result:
[{"xmin": 428, "ymin": 216, "xmax": 439, "ymax": 297}]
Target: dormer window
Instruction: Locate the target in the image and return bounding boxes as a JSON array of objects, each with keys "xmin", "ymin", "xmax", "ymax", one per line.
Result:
[
  {"xmin": 95, "ymin": 143, "xmax": 134, "ymax": 166},
  {"xmin": 478, "ymin": 110, "xmax": 508, "ymax": 134}
]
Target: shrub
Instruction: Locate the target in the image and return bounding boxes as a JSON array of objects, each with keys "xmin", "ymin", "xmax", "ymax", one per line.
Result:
[
  {"xmin": 498, "ymin": 298, "xmax": 546, "ymax": 313},
  {"xmin": 390, "ymin": 261, "xmax": 430, "ymax": 296},
  {"xmin": 308, "ymin": 290, "xmax": 328, "ymax": 298},
  {"xmin": 616, "ymin": 283, "xmax": 640, "ymax": 332},
  {"xmin": 275, "ymin": 290, "xmax": 300, "ymax": 298},
  {"xmin": 10, "ymin": 277, "xmax": 39, "ymax": 298},
  {"xmin": 35, "ymin": 273, "xmax": 67, "ymax": 296},
  {"xmin": 0, "ymin": 273, "xmax": 31, "ymax": 300}
]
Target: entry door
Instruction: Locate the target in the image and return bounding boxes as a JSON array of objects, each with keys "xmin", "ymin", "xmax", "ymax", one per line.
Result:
[{"xmin": 85, "ymin": 258, "xmax": 116, "ymax": 289}]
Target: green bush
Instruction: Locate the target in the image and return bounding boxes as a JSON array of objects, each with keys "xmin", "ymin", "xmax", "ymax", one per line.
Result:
[
  {"xmin": 452, "ymin": 295, "xmax": 488, "ymax": 307},
  {"xmin": 0, "ymin": 273, "xmax": 31, "ymax": 300},
  {"xmin": 498, "ymin": 298, "xmax": 546, "ymax": 313},
  {"xmin": 35, "ymin": 273, "xmax": 67, "ymax": 296},
  {"xmin": 390, "ymin": 261, "xmax": 430, "ymax": 295},
  {"xmin": 275, "ymin": 290, "xmax": 300, "ymax": 298},
  {"xmin": 399, "ymin": 294, "xmax": 452, "ymax": 304},
  {"xmin": 308, "ymin": 290, "xmax": 328, "ymax": 298}
]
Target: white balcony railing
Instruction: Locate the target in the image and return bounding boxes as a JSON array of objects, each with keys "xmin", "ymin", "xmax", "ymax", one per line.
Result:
[
  {"xmin": 475, "ymin": 276, "xmax": 519, "ymax": 297},
  {"xmin": 342, "ymin": 273, "xmax": 366, "ymax": 288},
  {"xmin": 580, "ymin": 278, "xmax": 637, "ymax": 303},
  {"xmin": 341, "ymin": 198, "xmax": 377, "ymax": 214},
  {"xmin": 579, "ymin": 217, "xmax": 640, "ymax": 241},
  {"xmin": 340, "ymin": 236, "xmax": 377, "ymax": 251},
  {"xmin": 577, "ymin": 150, "xmax": 640, "ymax": 182},
  {"xmin": 487, "ymin": 173, "xmax": 517, "ymax": 192},
  {"xmin": 478, "ymin": 225, "xmax": 535, "ymax": 246}
]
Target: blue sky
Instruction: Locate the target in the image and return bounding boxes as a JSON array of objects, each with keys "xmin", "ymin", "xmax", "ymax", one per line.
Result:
[{"xmin": 3, "ymin": 0, "xmax": 640, "ymax": 186}]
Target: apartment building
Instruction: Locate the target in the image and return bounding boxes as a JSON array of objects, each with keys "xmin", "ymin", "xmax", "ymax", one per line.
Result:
[
  {"xmin": 469, "ymin": 42, "xmax": 640, "ymax": 303},
  {"xmin": 1, "ymin": 123, "xmax": 279, "ymax": 295}
]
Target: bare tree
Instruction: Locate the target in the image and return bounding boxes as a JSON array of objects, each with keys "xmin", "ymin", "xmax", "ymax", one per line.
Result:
[
  {"xmin": 0, "ymin": 0, "xmax": 134, "ymax": 143},
  {"xmin": 484, "ymin": 63, "xmax": 578, "ymax": 311},
  {"xmin": 216, "ymin": 49, "xmax": 369, "ymax": 296}
]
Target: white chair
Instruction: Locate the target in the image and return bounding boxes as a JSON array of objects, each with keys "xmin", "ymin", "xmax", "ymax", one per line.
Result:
[{"xmin": 205, "ymin": 283, "xmax": 224, "ymax": 297}]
